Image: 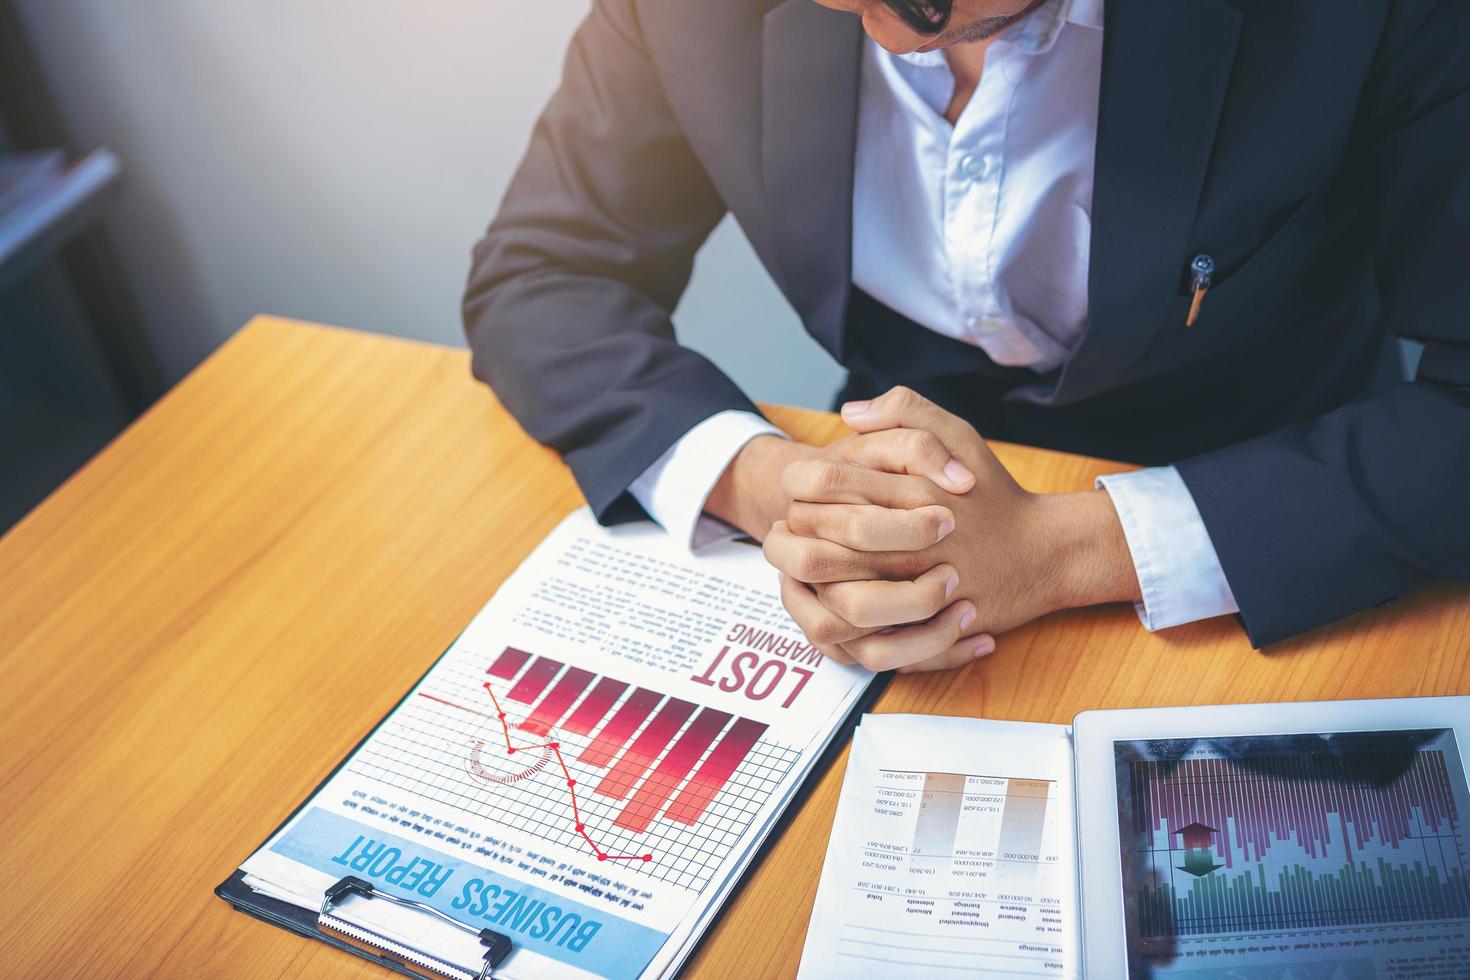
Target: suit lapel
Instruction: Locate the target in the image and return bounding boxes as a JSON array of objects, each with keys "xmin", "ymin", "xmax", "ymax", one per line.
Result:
[
  {"xmin": 1048, "ymin": 0, "xmax": 1243, "ymax": 404},
  {"xmin": 762, "ymin": 0, "xmax": 863, "ymax": 361}
]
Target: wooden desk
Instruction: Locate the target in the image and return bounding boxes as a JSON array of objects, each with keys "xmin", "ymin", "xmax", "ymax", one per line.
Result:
[{"xmin": 1, "ymin": 317, "xmax": 1465, "ymax": 978}]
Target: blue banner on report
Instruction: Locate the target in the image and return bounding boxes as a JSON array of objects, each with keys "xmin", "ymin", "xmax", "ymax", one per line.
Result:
[{"xmin": 271, "ymin": 808, "xmax": 667, "ymax": 979}]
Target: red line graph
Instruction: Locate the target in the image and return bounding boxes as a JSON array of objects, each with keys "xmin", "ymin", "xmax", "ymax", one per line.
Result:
[
  {"xmin": 418, "ymin": 691, "xmax": 488, "ymax": 715},
  {"xmin": 420, "ymin": 685, "xmax": 654, "ymax": 863}
]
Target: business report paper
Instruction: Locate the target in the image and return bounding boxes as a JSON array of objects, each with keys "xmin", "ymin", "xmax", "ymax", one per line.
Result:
[
  {"xmin": 798, "ymin": 714, "xmax": 1079, "ymax": 978},
  {"xmin": 237, "ymin": 509, "xmax": 873, "ymax": 979}
]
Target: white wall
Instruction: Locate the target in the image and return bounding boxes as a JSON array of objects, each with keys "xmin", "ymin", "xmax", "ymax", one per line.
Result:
[{"xmin": 15, "ymin": 1, "xmax": 844, "ymax": 408}]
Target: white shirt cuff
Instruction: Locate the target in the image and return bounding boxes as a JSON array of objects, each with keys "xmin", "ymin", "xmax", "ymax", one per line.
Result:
[
  {"xmin": 1096, "ymin": 465, "xmax": 1239, "ymax": 631},
  {"xmin": 627, "ymin": 410, "xmax": 786, "ymax": 553}
]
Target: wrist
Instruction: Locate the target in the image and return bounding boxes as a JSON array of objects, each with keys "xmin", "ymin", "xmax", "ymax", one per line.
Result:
[
  {"xmin": 705, "ymin": 435, "xmax": 815, "ymax": 540},
  {"xmin": 1031, "ymin": 489, "xmax": 1142, "ymax": 611}
]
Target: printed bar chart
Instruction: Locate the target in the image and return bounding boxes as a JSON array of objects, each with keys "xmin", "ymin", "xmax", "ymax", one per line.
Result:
[
  {"xmin": 580, "ymin": 686, "xmax": 662, "ymax": 767},
  {"xmin": 614, "ymin": 708, "xmax": 733, "ymax": 832},
  {"xmin": 595, "ymin": 697, "xmax": 699, "ymax": 800},
  {"xmin": 526, "ymin": 666, "xmax": 594, "ymax": 730},
  {"xmin": 563, "ymin": 677, "xmax": 629, "ymax": 736},
  {"xmin": 486, "ymin": 646, "xmax": 531, "ymax": 680},
  {"xmin": 666, "ymin": 717, "xmax": 769, "ymax": 825},
  {"xmin": 488, "ymin": 653, "xmax": 775, "ymax": 835},
  {"xmin": 507, "ymin": 656, "xmax": 562, "ymax": 703},
  {"xmin": 353, "ymin": 644, "xmax": 806, "ymax": 890}
]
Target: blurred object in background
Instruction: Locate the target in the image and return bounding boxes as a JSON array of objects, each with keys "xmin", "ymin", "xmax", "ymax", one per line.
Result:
[
  {"xmin": 1, "ymin": 0, "xmax": 161, "ymax": 533},
  {"xmin": 1, "ymin": 0, "xmax": 844, "ymax": 538},
  {"xmin": 0, "ymin": 149, "xmax": 64, "ymax": 217},
  {"xmin": 0, "ymin": 148, "xmax": 120, "ymax": 289},
  {"xmin": 10, "ymin": 0, "xmax": 840, "ymax": 398}
]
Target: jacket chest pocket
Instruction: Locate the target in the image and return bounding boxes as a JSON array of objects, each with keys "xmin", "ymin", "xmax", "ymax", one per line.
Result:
[
  {"xmin": 1160, "ymin": 192, "xmax": 1367, "ymax": 371},
  {"xmin": 1186, "ymin": 193, "xmax": 1327, "ymax": 328}
]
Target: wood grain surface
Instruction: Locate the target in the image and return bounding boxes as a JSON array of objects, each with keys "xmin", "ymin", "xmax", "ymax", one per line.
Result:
[{"xmin": 1, "ymin": 317, "xmax": 1465, "ymax": 978}]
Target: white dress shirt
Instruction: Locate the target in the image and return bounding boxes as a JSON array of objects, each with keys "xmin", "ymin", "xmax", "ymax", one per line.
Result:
[{"xmin": 629, "ymin": 0, "xmax": 1239, "ymax": 632}]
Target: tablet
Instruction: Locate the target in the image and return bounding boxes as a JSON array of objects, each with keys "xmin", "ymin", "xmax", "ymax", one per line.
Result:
[{"xmin": 1074, "ymin": 697, "xmax": 1470, "ymax": 977}]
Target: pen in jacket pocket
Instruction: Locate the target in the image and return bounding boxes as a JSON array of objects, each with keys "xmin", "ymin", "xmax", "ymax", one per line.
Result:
[{"xmin": 1186, "ymin": 253, "xmax": 1214, "ymax": 327}]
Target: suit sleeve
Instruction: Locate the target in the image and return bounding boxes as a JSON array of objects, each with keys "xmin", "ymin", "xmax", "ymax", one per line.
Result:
[
  {"xmin": 462, "ymin": 0, "xmax": 761, "ymax": 523},
  {"xmin": 1174, "ymin": 0, "xmax": 1470, "ymax": 647}
]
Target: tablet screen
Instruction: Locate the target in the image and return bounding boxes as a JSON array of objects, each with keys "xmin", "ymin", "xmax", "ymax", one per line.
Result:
[{"xmin": 1112, "ymin": 728, "xmax": 1470, "ymax": 977}]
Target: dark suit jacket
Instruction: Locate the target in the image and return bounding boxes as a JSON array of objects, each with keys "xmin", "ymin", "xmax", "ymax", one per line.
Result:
[{"xmin": 462, "ymin": 0, "xmax": 1470, "ymax": 648}]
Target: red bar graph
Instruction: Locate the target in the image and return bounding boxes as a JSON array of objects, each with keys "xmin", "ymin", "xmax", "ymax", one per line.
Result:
[
  {"xmin": 525, "ymin": 667, "xmax": 594, "ymax": 731},
  {"xmin": 562, "ymin": 677, "xmax": 629, "ymax": 736},
  {"xmin": 594, "ymin": 697, "xmax": 698, "ymax": 801},
  {"xmin": 487, "ymin": 647, "xmax": 531, "ymax": 679},
  {"xmin": 507, "ymin": 656, "xmax": 562, "ymax": 703},
  {"xmin": 478, "ymin": 649, "xmax": 773, "ymax": 833},
  {"xmin": 579, "ymin": 687, "xmax": 662, "ymax": 768},
  {"xmin": 665, "ymin": 718, "xmax": 769, "ymax": 825},
  {"xmin": 613, "ymin": 708, "xmax": 732, "ymax": 832}
]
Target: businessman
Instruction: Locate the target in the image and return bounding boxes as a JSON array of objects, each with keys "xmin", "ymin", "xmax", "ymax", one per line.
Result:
[{"xmin": 463, "ymin": 0, "xmax": 1470, "ymax": 665}]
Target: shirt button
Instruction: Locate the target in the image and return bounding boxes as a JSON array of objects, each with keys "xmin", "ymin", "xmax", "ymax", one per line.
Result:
[{"xmin": 959, "ymin": 152, "xmax": 989, "ymax": 180}]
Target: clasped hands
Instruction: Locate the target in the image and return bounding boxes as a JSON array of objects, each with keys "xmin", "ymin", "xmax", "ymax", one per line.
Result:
[{"xmin": 707, "ymin": 387, "xmax": 1140, "ymax": 673}]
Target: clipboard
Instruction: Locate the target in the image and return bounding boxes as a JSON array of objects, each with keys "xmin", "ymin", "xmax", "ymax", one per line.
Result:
[{"xmin": 216, "ymin": 630, "xmax": 890, "ymax": 979}]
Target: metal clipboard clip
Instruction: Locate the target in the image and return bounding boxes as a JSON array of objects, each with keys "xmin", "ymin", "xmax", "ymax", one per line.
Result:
[{"xmin": 318, "ymin": 876, "xmax": 513, "ymax": 980}]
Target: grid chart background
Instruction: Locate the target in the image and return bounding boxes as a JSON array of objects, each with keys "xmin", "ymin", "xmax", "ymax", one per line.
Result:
[{"xmin": 349, "ymin": 653, "xmax": 802, "ymax": 891}]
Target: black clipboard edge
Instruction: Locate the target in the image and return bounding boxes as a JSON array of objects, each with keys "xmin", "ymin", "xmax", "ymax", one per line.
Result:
[{"xmin": 215, "ymin": 626, "xmax": 891, "ymax": 978}]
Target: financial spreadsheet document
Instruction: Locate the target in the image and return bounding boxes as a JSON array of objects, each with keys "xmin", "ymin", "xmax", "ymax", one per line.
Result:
[{"xmin": 798, "ymin": 714, "xmax": 1078, "ymax": 978}]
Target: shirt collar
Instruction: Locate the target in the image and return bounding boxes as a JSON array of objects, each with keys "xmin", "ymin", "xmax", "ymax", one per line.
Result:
[
  {"xmin": 894, "ymin": 0, "xmax": 1102, "ymax": 68},
  {"xmin": 1067, "ymin": 0, "xmax": 1104, "ymax": 32}
]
